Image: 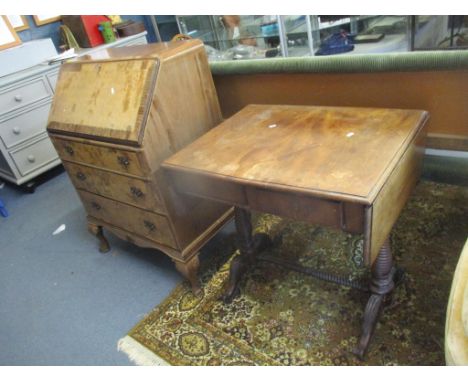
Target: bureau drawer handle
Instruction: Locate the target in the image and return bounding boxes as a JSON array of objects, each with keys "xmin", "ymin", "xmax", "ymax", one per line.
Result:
[
  {"xmin": 14, "ymin": 95, "xmax": 22, "ymax": 102},
  {"xmin": 27, "ymin": 155, "xmax": 35, "ymax": 163},
  {"xmin": 12, "ymin": 127, "xmax": 20, "ymax": 135},
  {"xmin": 130, "ymin": 186, "xmax": 144, "ymax": 198},
  {"xmin": 143, "ymin": 220, "xmax": 156, "ymax": 232},
  {"xmin": 76, "ymin": 172, "xmax": 86, "ymax": 181},
  {"xmin": 117, "ymin": 156, "xmax": 130, "ymax": 168},
  {"xmin": 64, "ymin": 145, "xmax": 74, "ymax": 155},
  {"xmin": 91, "ymin": 202, "xmax": 101, "ymax": 210}
]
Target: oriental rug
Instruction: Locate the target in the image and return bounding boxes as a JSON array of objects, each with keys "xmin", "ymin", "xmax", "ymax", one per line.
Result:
[{"xmin": 118, "ymin": 181, "xmax": 468, "ymax": 365}]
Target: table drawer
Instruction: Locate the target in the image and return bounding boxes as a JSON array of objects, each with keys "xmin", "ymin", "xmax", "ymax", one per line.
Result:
[
  {"xmin": 79, "ymin": 190, "xmax": 176, "ymax": 249},
  {"xmin": 0, "ymin": 102, "xmax": 51, "ymax": 148},
  {"xmin": 246, "ymin": 186, "xmax": 365, "ymax": 234},
  {"xmin": 0, "ymin": 78, "xmax": 52, "ymax": 115},
  {"xmin": 10, "ymin": 136, "xmax": 59, "ymax": 176},
  {"xmin": 51, "ymin": 136, "xmax": 148, "ymax": 177},
  {"xmin": 63, "ymin": 162, "xmax": 165, "ymax": 213}
]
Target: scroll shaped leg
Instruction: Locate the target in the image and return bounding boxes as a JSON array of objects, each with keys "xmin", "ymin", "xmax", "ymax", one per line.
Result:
[
  {"xmin": 223, "ymin": 207, "xmax": 272, "ymax": 303},
  {"xmin": 354, "ymin": 238, "xmax": 395, "ymax": 359},
  {"xmin": 88, "ymin": 223, "xmax": 110, "ymax": 253},
  {"xmin": 174, "ymin": 254, "xmax": 202, "ymax": 297}
]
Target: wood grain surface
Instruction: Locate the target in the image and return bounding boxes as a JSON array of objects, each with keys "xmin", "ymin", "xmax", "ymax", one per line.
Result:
[
  {"xmin": 369, "ymin": 123, "xmax": 427, "ymax": 263},
  {"xmin": 63, "ymin": 161, "xmax": 165, "ymax": 213},
  {"xmin": 164, "ymin": 104, "xmax": 428, "ymax": 203},
  {"xmin": 79, "ymin": 190, "xmax": 177, "ymax": 249},
  {"xmin": 48, "ymin": 59, "xmax": 158, "ymax": 145},
  {"xmin": 213, "ymin": 71, "xmax": 467, "ymax": 149},
  {"xmin": 48, "ymin": 40, "xmax": 233, "ymax": 292},
  {"xmin": 50, "ymin": 135, "xmax": 149, "ymax": 177}
]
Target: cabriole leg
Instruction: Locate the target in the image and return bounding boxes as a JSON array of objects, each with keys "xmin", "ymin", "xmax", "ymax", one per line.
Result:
[{"xmin": 88, "ymin": 222, "xmax": 110, "ymax": 253}]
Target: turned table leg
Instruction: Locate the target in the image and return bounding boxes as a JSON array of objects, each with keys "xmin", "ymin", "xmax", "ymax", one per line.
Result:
[
  {"xmin": 88, "ymin": 222, "xmax": 110, "ymax": 253},
  {"xmin": 174, "ymin": 254, "xmax": 202, "ymax": 297},
  {"xmin": 354, "ymin": 238, "xmax": 395, "ymax": 359},
  {"xmin": 223, "ymin": 207, "xmax": 272, "ymax": 303}
]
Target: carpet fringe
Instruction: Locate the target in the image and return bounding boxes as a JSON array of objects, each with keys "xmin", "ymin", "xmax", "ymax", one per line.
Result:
[{"xmin": 117, "ymin": 336, "xmax": 170, "ymax": 366}]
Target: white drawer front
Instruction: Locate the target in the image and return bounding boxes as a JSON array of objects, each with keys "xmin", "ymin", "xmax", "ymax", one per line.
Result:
[
  {"xmin": 47, "ymin": 71, "xmax": 59, "ymax": 92},
  {"xmin": 0, "ymin": 78, "xmax": 52, "ymax": 115},
  {"xmin": 124, "ymin": 39, "xmax": 148, "ymax": 46},
  {"xmin": 10, "ymin": 136, "xmax": 59, "ymax": 176},
  {"xmin": 0, "ymin": 103, "xmax": 51, "ymax": 148}
]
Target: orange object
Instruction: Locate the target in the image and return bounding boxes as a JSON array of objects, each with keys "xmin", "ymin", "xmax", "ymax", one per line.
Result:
[{"xmin": 62, "ymin": 15, "xmax": 111, "ymax": 48}]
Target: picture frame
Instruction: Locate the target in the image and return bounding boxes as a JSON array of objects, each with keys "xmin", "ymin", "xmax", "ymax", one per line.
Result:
[
  {"xmin": 0, "ymin": 16, "xmax": 22, "ymax": 51},
  {"xmin": 33, "ymin": 15, "xmax": 62, "ymax": 26},
  {"xmin": 7, "ymin": 15, "xmax": 30, "ymax": 32}
]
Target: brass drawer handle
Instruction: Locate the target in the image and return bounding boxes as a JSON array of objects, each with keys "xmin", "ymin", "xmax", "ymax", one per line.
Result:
[
  {"xmin": 143, "ymin": 220, "xmax": 156, "ymax": 232},
  {"xmin": 117, "ymin": 155, "xmax": 130, "ymax": 168},
  {"xmin": 64, "ymin": 145, "xmax": 74, "ymax": 155},
  {"xmin": 130, "ymin": 186, "xmax": 144, "ymax": 198},
  {"xmin": 91, "ymin": 202, "xmax": 101, "ymax": 210},
  {"xmin": 76, "ymin": 172, "xmax": 86, "ymax": 181}
]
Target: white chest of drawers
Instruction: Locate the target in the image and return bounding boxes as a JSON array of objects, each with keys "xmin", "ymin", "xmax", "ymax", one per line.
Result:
[{"xmin": 0, "ymin": 32, "xmax": 148, "ymax": 188}]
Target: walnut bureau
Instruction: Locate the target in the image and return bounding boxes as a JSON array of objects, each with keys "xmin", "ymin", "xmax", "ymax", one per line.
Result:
[
  {"xmin": 47, "ymin": 40, "xmax": 233, "ymax": 295},
  {"xmin": 162, "ymin": 104, "xmax": 429, "ymax": 358}
]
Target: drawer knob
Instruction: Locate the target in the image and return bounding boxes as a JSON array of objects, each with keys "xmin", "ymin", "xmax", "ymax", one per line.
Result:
[
  {"xmin": 27, "ymin": 155, "xmax": 35, "ymax": 163},
  {"xmin": 143, "ymin": 220, "xmax": 156, "ymax": 232},
  {"xmin": 12, "ymin": 127, "xmax": 20, "ymax": 135},
  {"xmin": 117, "ymin": 156, "xmax": 130, "ymax": 168},
  {"xmin": 76, "ymin": 172, "xmax": 86, "ymax": 181},
  {"xmin": 14, "ymin": 95, "xmax": 22, "ymax": 102},
  {"xmin": 64, "ymin": 145, "xmax": 74, "ymax": 155},
  {"xmin": 91, "ymin": 202, "xmax": 101, "ymax": 210},
  {"xmin": 130, "ymin": 186, "xmax": 144, "ymax": 198}
]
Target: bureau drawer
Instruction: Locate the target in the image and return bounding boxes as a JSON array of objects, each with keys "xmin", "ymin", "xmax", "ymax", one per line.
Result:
[
  {"xmin": 63, "ymin": 162, "xmax": 165, "ymax": 213},
  {"xmin": 51, "ymin": 136, "xmax": 148, "ymax": 177},
  {"xmin": 10, "ymin": 136, "xmax": 59, "ymax": 176},
  {"xmin": 0, "ymin": 78, "xmax": 52, "ymax": 115},
  {"xmin": 79, "ymin": 190, "xmax": 176, "ymax": 249},
  {"xmin": 0, "ymin": 102, "xmax": 51, "ymax": 148}
]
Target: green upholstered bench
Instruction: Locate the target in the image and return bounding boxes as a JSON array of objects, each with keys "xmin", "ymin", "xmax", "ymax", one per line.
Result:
[{"xmin": 210, "ymin": 50, "xmax": 468, "ymax": 75}]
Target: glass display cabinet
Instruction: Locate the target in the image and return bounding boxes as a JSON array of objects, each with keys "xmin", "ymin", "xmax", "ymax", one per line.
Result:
[
  {"xmin": 176, "ymin": 16, "xmax": 286, "ymax": 60},
  {"xmin": 411, "ymin": 16, "xmax": 467, "ymax": 50},
  {"xmin": 175, "ymin": 15, "xmax": 467, "ymax": 61}
]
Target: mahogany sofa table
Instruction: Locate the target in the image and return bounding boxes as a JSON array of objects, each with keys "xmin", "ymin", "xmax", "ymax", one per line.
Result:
[{"xmin": 162, "ymin": 104, "xmax": 429, "ymax": 359}]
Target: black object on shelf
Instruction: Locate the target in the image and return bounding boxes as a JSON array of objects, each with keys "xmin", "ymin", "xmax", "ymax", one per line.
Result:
[
  {"xmin": 354, "ymin": 33, "xmax": 385, "ymax": 44},
  {"xmin": 114, "ymin": 20, "xmax": 146, "ymax": 37},
  {"xmin": 265, "ymin": 47, "xmax": 279, "ymax": 58}
]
